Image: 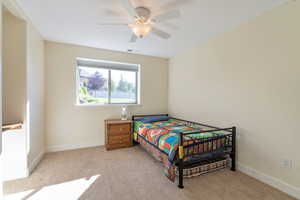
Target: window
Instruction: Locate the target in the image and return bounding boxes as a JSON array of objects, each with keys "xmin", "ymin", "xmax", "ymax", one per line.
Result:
[{"xmin": 76, "ymin": 58, "xmax": 139, "ymax": 105}]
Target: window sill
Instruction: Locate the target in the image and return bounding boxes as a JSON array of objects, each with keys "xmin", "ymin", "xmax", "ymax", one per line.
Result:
[{"xmin": 74, "ymin": 103, "xmax": 142, "ymax": 107}]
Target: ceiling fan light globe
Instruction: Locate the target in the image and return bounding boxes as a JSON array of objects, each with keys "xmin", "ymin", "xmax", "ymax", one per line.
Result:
[{"xmin": 132, "ymin": 23, "xmax": 152, "ymax": 38}]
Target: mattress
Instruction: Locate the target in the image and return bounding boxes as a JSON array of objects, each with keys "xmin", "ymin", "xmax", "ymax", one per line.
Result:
[{"xmin": 134, "ymin": 119, "xmax": 227, "ymax": 162}]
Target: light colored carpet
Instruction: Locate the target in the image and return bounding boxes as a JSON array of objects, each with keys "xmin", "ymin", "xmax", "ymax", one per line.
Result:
[{"xmin": 4, "ymin": 146, "xmax": 295, "ymax": 200}]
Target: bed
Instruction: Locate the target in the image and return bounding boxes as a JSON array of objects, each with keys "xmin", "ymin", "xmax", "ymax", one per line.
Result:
[{"xmin": 132, "ymin": 114, "xmax": 236, "ymax": 188}]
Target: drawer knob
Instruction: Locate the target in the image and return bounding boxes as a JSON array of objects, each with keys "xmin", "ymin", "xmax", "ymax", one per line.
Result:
[{"xmin": 119, "ymin": 128, "xmax": 123, "ymax": 131}]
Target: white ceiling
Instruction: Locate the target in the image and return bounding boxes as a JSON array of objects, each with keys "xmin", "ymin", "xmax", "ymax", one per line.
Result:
[{"xmin": 19, "ymin": 0, "xmax": 288, "ymax": 58}]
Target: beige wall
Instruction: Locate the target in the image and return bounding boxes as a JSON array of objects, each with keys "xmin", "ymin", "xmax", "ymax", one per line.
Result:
[
  {"xmin": 2, "ymin": 9, "xmax": 27, "ymax": 124},
  {"xmin": 169, "ymin": 0, "xmax": 300, "ymax": 192},
  {"xmin": 2, "ymin": 0, "xmax": 45, "ymax": 174},
  {"xmin": 45, "ymin": 41, "xmax": 168, "ymax": 151},
  {"xmin": 26, "ymin": 17, "xmax": 45, "ymax": 168}
]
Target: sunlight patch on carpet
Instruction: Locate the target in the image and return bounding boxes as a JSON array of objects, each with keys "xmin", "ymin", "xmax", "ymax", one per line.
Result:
[{"xmin": 4, "ymin": 175, "xmax": 101, "ymax": 200}]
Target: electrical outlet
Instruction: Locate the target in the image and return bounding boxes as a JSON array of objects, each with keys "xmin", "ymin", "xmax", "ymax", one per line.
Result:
[{"xmin": 280, "ymin": 159, "xmax": 293, "ymax": 168}]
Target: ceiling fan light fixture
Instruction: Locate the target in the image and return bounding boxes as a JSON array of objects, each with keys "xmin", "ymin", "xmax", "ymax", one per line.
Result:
[
  {"xmin": 131, "ymin": 23, "xmax": 152, "ymax": 38},
  {"xmin": 97, "ymin": 1, "xmax": 176, "ymax": 42}
]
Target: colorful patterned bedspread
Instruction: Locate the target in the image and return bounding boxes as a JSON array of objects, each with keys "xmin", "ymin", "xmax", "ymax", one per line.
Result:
[{"xmin": 134, "ymin": 119, "xmax": 225, "ymax": 163}]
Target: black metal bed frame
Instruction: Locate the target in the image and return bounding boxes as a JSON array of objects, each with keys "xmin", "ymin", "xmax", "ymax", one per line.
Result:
[{"xmin": 132, "ymin": 114, "xmax": 236, "ymax": 189}]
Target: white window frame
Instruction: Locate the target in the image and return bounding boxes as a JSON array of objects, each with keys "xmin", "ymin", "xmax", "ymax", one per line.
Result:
[{"xmin": 75, "ymin": 57, "xmax": 140, "ymax": 106}]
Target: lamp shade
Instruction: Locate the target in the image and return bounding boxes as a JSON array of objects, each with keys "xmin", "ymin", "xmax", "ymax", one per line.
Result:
[{"xmin": 131, "ymin": 23, "xmax": 152, "ymax": 38}]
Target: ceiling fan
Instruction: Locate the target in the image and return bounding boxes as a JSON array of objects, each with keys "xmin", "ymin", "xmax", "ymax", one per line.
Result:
[{"xmin": 97, "ymin": 0, "xmax": 181, "ymax": 42}]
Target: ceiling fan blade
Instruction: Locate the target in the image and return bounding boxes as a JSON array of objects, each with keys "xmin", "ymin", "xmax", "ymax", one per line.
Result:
[
  {"xmin": 151, "ymin": 27, "xmax": 171, "ymax": 39},
  {"xmin": 121, "ymin": 0, "xmax": 138, "ymax": 18},
  {"xmin": 97, "ymin": 23, "xmax": 128, "ymax": 26},
  {"xmin": 161, "ymin": 22, "xmax": 179, "ymax": 30},
  {"xmin": 103, "ymin": 9, "xmax": 124, "ymax": 17},
  {"xmin": 129, "ymin": 34, "xmax": 138, "ymax": 43},
  {"xmin": 153, "ymin": 10, "xmax": 180, "ymax": 23}
]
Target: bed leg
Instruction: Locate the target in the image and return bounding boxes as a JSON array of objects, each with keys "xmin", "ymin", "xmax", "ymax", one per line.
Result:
[
  {"xmin": 231, "ymin": 154, "xmax": 236, "ymax": 171},
  {"xmin": 230, "ymin": 126, "xmax": 236, "ymax": 171},
  {"xmin": 178, "ymin": 165, "xmax": 184, "ymax": 189},
  {"xmin": 178, "ymin": 132, "xmax": 184, "ymax": 189}
]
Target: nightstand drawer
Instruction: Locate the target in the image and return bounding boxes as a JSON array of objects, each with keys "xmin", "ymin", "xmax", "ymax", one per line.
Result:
[
  {"xmin": 109, "ymin": 124, "xmax": 130, "ymax": 135},
  {"xmin": 109, "ymin": 135, "xmax": 131, "ymax": 145}
]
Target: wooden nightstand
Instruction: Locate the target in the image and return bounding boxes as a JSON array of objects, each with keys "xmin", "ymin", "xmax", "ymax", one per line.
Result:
[{"xmin": 105, "ymin": 119, "xmax": 133, "ymax": 150}]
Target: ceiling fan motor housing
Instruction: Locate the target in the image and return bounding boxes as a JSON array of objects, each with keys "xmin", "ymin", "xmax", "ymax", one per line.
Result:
[{"xmin": 135, "ymin": 7, "xmax": 151, "ymax": 21}]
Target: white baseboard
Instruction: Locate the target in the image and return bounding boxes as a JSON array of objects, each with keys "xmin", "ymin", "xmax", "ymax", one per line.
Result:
[
  {"xmin": 238, "ymin": 162, "xmax": 300, "ymax": 199},
  {"xmin": 47, "ymin": 142, "xmax": 103, "ymax": 153},
  {"xmin": 28, "ymin": 150, "xmax": 45, "ymax": 175}
]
